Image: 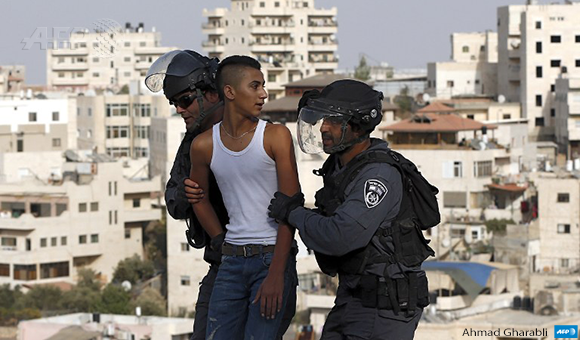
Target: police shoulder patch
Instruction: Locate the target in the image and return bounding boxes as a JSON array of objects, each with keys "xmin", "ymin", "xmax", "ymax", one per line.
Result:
[{"xmin": 364, "ymin": 179, "xmax": 388, "ymax": 208}]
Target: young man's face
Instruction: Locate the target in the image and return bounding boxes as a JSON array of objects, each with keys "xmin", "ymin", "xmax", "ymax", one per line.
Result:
[{"xmin": 232, "ymin": 67, "xmax": 268, "ymax": 117}]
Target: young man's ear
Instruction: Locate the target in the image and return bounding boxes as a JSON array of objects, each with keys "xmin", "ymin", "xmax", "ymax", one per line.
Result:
[{"xmin": 224, "ymin": 85, "xmax": 235, "ymax": 101}]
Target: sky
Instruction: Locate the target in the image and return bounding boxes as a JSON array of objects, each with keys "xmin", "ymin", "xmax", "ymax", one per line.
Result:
[{"xmin": 0, "ymin": 0, "xmax": 554, "ymax": 85}]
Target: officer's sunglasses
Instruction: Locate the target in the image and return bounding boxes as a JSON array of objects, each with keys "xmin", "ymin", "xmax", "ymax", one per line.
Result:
[{"xmin": 169, "ymin": 93, "xmax": 196, "ymax": 109}]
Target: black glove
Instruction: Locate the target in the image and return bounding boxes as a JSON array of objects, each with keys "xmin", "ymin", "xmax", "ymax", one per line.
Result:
[
  {"xmin": 210, "ymin": 232, "xmax": 225, "ymax": 253},
  {"xmin": 268, "ymin": 192, "xmax": 305, "ymax": 223}
]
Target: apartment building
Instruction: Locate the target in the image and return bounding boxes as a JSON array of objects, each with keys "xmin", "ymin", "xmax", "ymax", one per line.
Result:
[
  {"xmin": 530, "ymin": 172, "xmax": 580, "ymax": 274},
  {"xmin": 76, "ymin": 94, "xmax": 173, "ymax": 159},
  {"xmin": 0, "ymin": 153, "xmax": 161, "ymax": 288},
  {"xmin": 202, "ymin": 0, "xmax": 338, "ymax": 100},
  {"xmin": 46, "ymin": 23, "xmax": 174, "ymax": 92},
  {"xmin": 555, "ymin": 76, "xmax": 580, "ymax": 157},
  {"xmin": 426, "ymin": 31, "xmax": 498, "ymax": 99},
  {"xmin": 497, "ymin": 1, "xmax": 580, "ymax": 139},
  {"xmin": 0, "ymin": 97, "xmax": 77, "ymax": 153},
  {"xmin": 0, "ymin": 65, "xmax": 25, "ymax": 94}
]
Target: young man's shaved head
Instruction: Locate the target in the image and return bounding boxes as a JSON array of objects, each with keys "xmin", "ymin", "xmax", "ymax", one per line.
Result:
[{"xmin": 216, "ymin": 55, "xmax": 262, "ymax": 100}]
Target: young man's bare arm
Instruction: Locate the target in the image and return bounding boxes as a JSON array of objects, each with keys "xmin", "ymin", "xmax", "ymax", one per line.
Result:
[
  {"xmin": 189, "ymin": 132, "xmax": 223, "ymax": 239},
  {"xmin": 254, "ymin": 123, "xmax": 300, "ymax": 319}
]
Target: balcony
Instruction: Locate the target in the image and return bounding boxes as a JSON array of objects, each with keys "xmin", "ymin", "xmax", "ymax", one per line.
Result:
[
  {"xmin": 134, "ymin": 47, "xmax": 168, "ymax": 56},
  {"xmin": 51, "ymin": 62, "xmax": 89, "ymax": 71},
  {"xmin": 51, "ymin": 78, "xmax": 89, "ymax": 86},
  {"xmin": 201, "ymin": 24, "xmax": 225, "ymax": 35},
  {"xmin": 250, "ymin": 40, "xmax": 295, "ymax": 53},
  {"xmin": 202, "ymin": 8, "xmax": 227, "ymax": 18},
  {"xmin": 202, "ymin": 41, "xmax": 225, "ymax": 53},
  {"xmin": 50, "ymin": 48, "xmax": 89, "ymax": 56},
  {"xmin": 307, "ymin": 42, "xmax": 338, "ymax": 52},
  {"xmin": 123, "ymin": 209, "xmax": 161, "ymax": 223},
  {"xmin": 134, "ymin": 62, "xmax": 151, "ymax": 70}
]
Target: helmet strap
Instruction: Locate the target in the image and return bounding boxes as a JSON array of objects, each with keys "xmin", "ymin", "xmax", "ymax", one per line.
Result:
[{"xmin": 190, "ymin": 88, "xmax": 223, "ymax": 132}]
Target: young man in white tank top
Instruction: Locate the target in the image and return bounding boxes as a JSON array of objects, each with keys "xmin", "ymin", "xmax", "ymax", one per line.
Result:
[{"xmin": 189, "ymin": 55, "xmax": 301, "ymax": 340}]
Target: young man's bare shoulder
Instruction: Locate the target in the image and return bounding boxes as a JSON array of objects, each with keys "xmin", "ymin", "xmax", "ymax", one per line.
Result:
[
  {"xmin": 190, "ymin": 128, "xmax": 214, "ymax": 156},
  {"xmin": 264, "ymin": 122, "xmax": 292, "ymax": 141}
]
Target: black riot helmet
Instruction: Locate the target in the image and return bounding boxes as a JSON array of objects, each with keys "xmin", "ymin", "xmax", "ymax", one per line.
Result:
[
  {"xmin": 297, "ymin": 79, "xmax": 384, "ymax": 154},
  {"xmin": 145, "ymin": 50, "xmax": 222, "ymax": 131}
]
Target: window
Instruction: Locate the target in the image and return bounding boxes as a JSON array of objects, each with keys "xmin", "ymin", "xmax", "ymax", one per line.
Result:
[
  {"xmin": 557, "ymin": 193, "xmax": 570, "ymax": 202},
  {"xmin": 40, "ymin": 261, "xmax": 69, "ymax": 279},
  {"xmin": 274, "ymin": 1, "xmax": 280, "ymax": 7},
  {"xmin": 124, "ymin": 57, "xmax": 131, "ymax": 62},
  {"xmin": 114, "ymin": 210, "xmax": 118, "ymax": 224},
  {"xmin": 474, "ymin": 161, "xmax": 492, "ymax": 177},
  {"xmin": 1, "ymin": 237, "xmax": 16, "ymax": 248},
  {"xmin": 462, "ymin": 46, "xmax": 469, "ymax": 53},
  {"xmin": 28, "ymin": 112, "xmax": 37, "ymax": 122},
  {"xmin": 535, "ymin": 21, "xmax": 542, "ymax": 29},
  {"xmin": 536, "ymin": 66, "xmax": 542, "ymax": 78},
  {"xmin": 443, "ymin": 192, "xmax": 467, "ymax": 208},
  {"xmin": 40, "ymin": 238, "xmax": 47, "ymax": 248},
  {"xmin": 132, "ymin": 198, "xmax": 141, "ymax": 208},
  {"xmin": 90, "ymin": 234, "xmax": 99, "ymax": 243},
  {"xmin": 124, "ymin": 42, "xmax": 130, "ymax": 47},
  {"xmin": 79, "ymin": 235, "xmax": 87, "ymax": 244},
  {"xmin": 52, "ymin": 111, "xmax": 59, "ymax": 121},
  {"xmin": 551, "ymin": 35, "xmax": 561, "ymax": 43},
  {"xmin": 453, "ymin": 161, "xmax": 462, "ymax": 177},
  {"xmin": 93, "ymin": 72, "xmax": 100, "ymax": 77},
  {"xmin": 79, "ymin": 203, "xmax": 87, "ymax": 212},
  {"xmin": 109, "ymin": 211, "xmax": 112, "ymax": 225},
  {"xmin": 260, "ymin": 1, "xmax": 265, "ymax": 7},
  {"xmin": 447, "ymin": 80, "xmax": 454, "ymax": 88},
  {"xmin": 51, "ymin": 237, "xmax": 57, "ymax": 247},
  {"xmin": 17, "ymin": 139, "xmax": 23, "ymax": 152},
  {"xmin": 14, "ymin": 264, "xmax": 36, "ymax": 280},
  {"xmin": 535, "ymin": 117, "xmax": 544, "ymax": 126},
  {"xmin": 536, "ymin": 41, "xmax": 542, "ymax": 53},
  {"xmin": 557, "ymin": 224, "xmax": 571, "ymax": 234},
  {"xmin": 61, "ymin": 236, "xmax": 67, "ymax": 246},
  {"xmin": 551, "ymin": 60, "xmax": 561, "ymax": 68},
  {"xmin": 181, "ymin": 243, "xmax": 190, "ymax": 252},
  {"xmin": 467, "ymin": 114, "xmax": 474, "ymax": 120},
  {"xmin": 133, "ymin": 103, "xmax": 151, "ymax": 117},
  {"xmin": 576, "ymin": 60, "xmax": 580, "ymax": 68},
  {"xmin": 503, "ymin": 114, "xmax": 511, "ymax": 120},
  {"xmin": 105, "ymin": 103, "xmax": 129, "ymax": 117},
  {"xmin": 268, "ymin": 74, "xmax": 277, "ymax": 83},
  {"xmin": 551, "ymin": 109, "xmax": 555, "ymax": 117},
  {"xmin": 124, "ymin": 228, "xmax": 131, "ymax": 239},
  {"xmin": 52, "ymin": 138, "xmax": 61, "ymax": 147},
  {"xmin": 576, "ymin": 35, "xmax": 580, "ymax": 43},
  {"xmin": 181, "ymin": 275, "xmax": 191, "ymax": 286},
  {"xmin": 561, "ymin": 258, "xmax": 570, "ymax": 268},
  {"xmin": 551, "ymin": 84, "xmax": 555, "ymax": 92},
  {"xmin": 536, "ymin": 95, "xmax": 542, "ymax": 107},
  {"xmin": 0, "ymin": 264, "xmax": 9, "ymax": 277},
  {"xmin": 106, "ymin": 126, "xmax": 130, "ymax": 139},
  {"xmin": 90, "ymin": 202, "xmax": 99, "ymax": 212}
]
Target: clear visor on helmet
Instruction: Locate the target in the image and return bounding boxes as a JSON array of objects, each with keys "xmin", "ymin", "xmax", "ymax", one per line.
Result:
[
  {"xmin": 297, "ymin": 106, "xmax": 349, "ymax": 154},
  {"xmin": 144, "ymin": 50, "xmax": 183, "ymax": 93}
]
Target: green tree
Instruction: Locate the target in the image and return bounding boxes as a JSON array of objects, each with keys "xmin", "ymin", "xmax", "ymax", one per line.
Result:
[
  {"xmin": 61, "ymin": 287, "xmax": 101, "ymax": 313},
  {"xmin": 394, "ymin": 86, "xmax": 413, "ymax": 113},
  {"xmin": 131, "ymin": 287, "xmax": 167, "ymax": 316},
  {"xmin": 0, "ymin": 284, "xmax": 23, "ymax": 309},
  {"xmin": 112, "ymin": 255, "xmax": 155, "ymax": 284},
  {"xmin": 354, "ymin": 55, "xmax": 371, "ymax": 81},
  {"xmin": 118, "ymin": 84, "xmax": 129, "ymax": 94},
  {"xmin": 18, "ymin": 286, "xmax": 63, "ymax": 311},
  {"xmin": 77, "ymin": 268, "xmax": 101, "ymax": 291},
  {"xmin": 484, "ymin": 218, "xmax": 515, "ymax": 235},
  {"xmin": 97, "ymin": 284, "xmax": 131, "ymax": 315}
]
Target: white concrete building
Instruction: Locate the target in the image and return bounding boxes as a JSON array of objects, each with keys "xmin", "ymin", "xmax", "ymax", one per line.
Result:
[
  {"xmin": 497, "ymin": 2, "xmax": 580, "ymax": 139},
  {"xmin": 555, "ymin": 76, "xmax": 580, "ymax": 158},
  {"xmin": 18, "ymin": 313, "xmax": 193, "ymax": 340},
  {"xmin": 530, "ymin": 172, "xmax": 580, "ymax": 274},
  {"xmin": 202, "ymin": 0, "xmax": 338, "ymax": 100},
  {"xmin": 0, "ymin": 153, "xmax": 161, "ymax": 288},
  {"xmin": 76, "ymin": 94, "xmax": 173, "ymax": 159},
  {"xmin": 46, "ymin": 23, "xmax": 175, "ymax": 92},
  {"xmin": 0, "ymin": 97, "xmax": 77, "ymax": 153},
  {"xmin": 0, "ymin": 65, "xmax": 25, "ymax": 94},
  {"xmin": 426, "ymin": 32, "xmax": 498, "ymax": 99}
]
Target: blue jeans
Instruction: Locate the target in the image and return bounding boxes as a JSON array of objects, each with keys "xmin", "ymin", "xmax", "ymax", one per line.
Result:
[{"xmin": 206, "ymin": 250, "xmax": 295, "ymax": 340}]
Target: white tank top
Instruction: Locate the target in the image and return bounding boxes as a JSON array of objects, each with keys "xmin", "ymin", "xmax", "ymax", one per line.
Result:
[{"xmin": 210, "ymin": 119, "xmax": 279, "ymax": 245}]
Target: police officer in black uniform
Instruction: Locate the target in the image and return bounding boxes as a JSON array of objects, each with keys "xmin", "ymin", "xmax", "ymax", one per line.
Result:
[
  {"xmin": 269, "ymin": 80, "xmax": 430, "ymax": 339},
  {"xmin": 145, "ymin": 50, "xmax": 296, "ymax": 340}
]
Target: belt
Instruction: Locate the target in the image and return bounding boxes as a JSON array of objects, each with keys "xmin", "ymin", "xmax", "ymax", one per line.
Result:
[{"xmin": 221, "ymin": 242, "xmax": 275, "ymax": 257}]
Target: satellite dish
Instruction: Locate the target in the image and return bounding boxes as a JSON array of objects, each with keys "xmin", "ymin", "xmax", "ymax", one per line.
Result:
[
  {"xmin": 498, "ymin": 94, "xmax": 506, "ymax": 103},
  {"xmin": 121, "ymin": 280, "xmax": 132, "ymax": 291},
  {"xmin": 422, "ymin": 93, "xmax": 431, "ymax": 103},
  {"xmin": 442, "ymin": 239, "xmax": 450, "ymax": 248}
]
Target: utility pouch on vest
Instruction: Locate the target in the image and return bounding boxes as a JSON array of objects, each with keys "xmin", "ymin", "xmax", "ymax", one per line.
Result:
[
  {"xmin": 393, "ymin": 218, "xmax": 435, "ymax": 267},
  {"xmin": 360, "ymin": 274, "xmax": 378, "ymax": 308}
]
